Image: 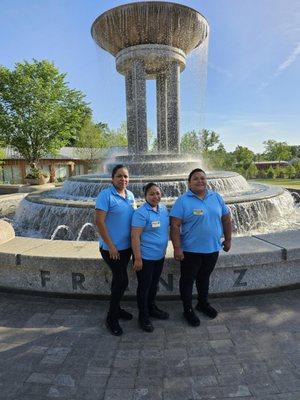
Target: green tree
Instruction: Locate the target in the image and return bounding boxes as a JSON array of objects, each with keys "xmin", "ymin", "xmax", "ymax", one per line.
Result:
[
  {"xmin": 150, "ymin": 138, "xmax": 158, "ymax": 152},
  {"xmin": 0, "ymin": 145, "xmax": 5, "ymax": 175},
  {"xmin": 74, "ymin": 117, "xmax": 108, "ymax": 171},
  {"xmin": 206, "ymin": 143, "xmax": 227, "ymax": 169},
  {"xmin": 257, "ymin": 169, "xmax": 267, "ymax": 179},
  {"xmin": 246, "ymin": 163, "xmax": 258, "ymax": 179},
  {"xmin": 233, "ymin": 146, "xmax": 254, "ymax": 170},
  {"xmin": 106, "ymin": 121, "xmax": 128, "ymax": 147},
  {"xmin": 263, "ymin": 140, "xmax": 292, "ymax": 161},
  {"xmin": 180, "ymin": 130, "xmax": 200, "ymax": 154},
  {"xmin": 290, "ymin": 145, "xmax": 300, "ymax": 158},
  {"xmin": 292, "ymin": 160, "xmax": 300, "ymax": 178},
  {"xmin": 266, "ymin": 167, "xmax": 275, "ymax": 179},
  {"xmin": 285, "ymin": 164, "xmax": 296, "ymax": 179},
  {"xmin": 0, "ymin": 60, "xmax": 91, "ymax": 170},
  {"xmin": 200, "ymin": 129, "xmax": 220, "ymax": 153},
  {"xmin": 180, "ymin": 129, "xmax": 220, "ymax": 157}
]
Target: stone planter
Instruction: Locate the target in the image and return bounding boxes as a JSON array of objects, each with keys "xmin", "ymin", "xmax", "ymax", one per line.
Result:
[{"xmin": 25, "ymin": 175, "xmax": 49, "ymax": 185}]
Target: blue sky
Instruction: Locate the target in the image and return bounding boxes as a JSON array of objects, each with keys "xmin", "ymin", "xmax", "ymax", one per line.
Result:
[{"xmin": 0, "ymin": 0, "xmax": 299, "ymax": 152}]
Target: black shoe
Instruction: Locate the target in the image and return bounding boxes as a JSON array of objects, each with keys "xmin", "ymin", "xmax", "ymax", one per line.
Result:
[
  {"xmin": 105, "ymin": 316, "xmax": 123, "ymax": 336},
  {"xmin": 118, "ymin": 308, "xmax": 133, "ymax": 320},
  {"xmin": 139, "ymin": 317, "xmax": 154, "ymax": 333},
  {"xmin": 183, "ymin": 308, "xmax": 200, "ymax": 327},
  {"xmin": 196, "ymin": 301, "xmax": 218, "ymax": 319},
  {"xmin": 149, "ymin": 304, "xmax": 169, "ymax": 320}
]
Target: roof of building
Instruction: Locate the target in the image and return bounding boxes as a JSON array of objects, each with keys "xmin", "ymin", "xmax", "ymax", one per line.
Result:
[
  {"xmin": 1, "ymin": 146, "xmax": 127, "ymax": 160},
  {"xmin": 254, "ymin": 160, "xmax": 290, "ymax": 165}
]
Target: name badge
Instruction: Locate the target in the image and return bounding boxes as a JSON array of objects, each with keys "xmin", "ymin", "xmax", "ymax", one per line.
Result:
[
  {"xmin": 151, "ymin": 221, "xmax": 160, "ymax": 228},
  {"xmin": 193, "ymin": 209, "xmax": 204, "ymax": 216}
]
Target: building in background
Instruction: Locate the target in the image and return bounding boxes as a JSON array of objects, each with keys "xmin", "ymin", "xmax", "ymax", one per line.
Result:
[{"xmin": 0, "ymin": 147, "xmax": 125, "ymax": 184}]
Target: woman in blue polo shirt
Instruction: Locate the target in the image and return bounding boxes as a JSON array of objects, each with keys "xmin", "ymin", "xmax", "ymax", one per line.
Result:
[
  {"xmin": 95, "ymin": 164, "xmax": 135, "ymax": 336},
  {"xmin": 131, "ymin": 183, "xmax": 170, "ymax": 332},
  {"xmin": 170, "ymin": 168, "xmax": 232, "ymax": 327}
]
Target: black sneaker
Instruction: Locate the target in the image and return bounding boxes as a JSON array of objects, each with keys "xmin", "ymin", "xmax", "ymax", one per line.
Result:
[
  {"xmin": 183, "ymin": 308, "xmax": 200, "ymax": 327},
  {"xmin": 105, "ymin": 316, "xmax": 123, "ymax": 336},
  {"xmin": 118, "ymin": 308, "xmax": 133, "ymax": 320},
  {"xmin": 149, "ymin": 304, "xmax": 169, "ymax": 320},
  {"xmin": 139, "ymin": 317, "xmax": 154, "ymax": 333},
  {"xmin": 196, "ymin": 302, "xmax": 218, "ymax": 319}
]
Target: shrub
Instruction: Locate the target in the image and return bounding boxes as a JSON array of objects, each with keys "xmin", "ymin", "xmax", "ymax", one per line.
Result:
[
  {"xmin": 257, "ymin": 169, "xmax": 267, "ymax": 179},
  {"xmin": 285, "ymin": 165, "xmax": 296, "ymax": 179},
  {"xmin": 266, "ymin": 167, "xmax": 275, "ymax": 179}
]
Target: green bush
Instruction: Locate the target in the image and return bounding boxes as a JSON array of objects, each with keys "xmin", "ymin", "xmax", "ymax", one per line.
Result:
[
  {"xmin": 285, "ymin": 165, "xmax": 296, "ymax": 179},
  {"xmin": 257, "ymin": 169, "xmax": 267, "ymax": 179},
  {"xmin": 266, "ymin": 167, "xmax": 275, "ymax": 179},
  {"xmin": 276, "ymin": 168, "xmax": 286, "ymax": 179},
  {"xmin": 246, "ymin": 163, "xmax": 258, "ymax": 179}
]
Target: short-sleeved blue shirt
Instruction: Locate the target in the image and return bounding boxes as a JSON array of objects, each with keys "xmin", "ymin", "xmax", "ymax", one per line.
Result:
[
  {"xmin": 131, "ymin": 202, "xmax": 169, "ymax": 260},
  {"xmin": 170, "ymin": 189, "xmax": 230, "ymax": 253},
  {"xmin": 95, "ymin": 185, "xmax": 135, "ymax": 251}
]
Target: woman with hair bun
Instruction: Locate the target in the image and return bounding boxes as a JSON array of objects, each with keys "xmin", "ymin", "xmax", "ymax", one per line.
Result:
[{"xmin": 131, "ymin": 183, "xmax": 170, "ymax": 332}]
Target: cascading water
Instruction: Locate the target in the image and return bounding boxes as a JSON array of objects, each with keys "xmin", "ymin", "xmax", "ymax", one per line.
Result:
[{"xmin": 13, "ymin": 172, "xmax": 300, "ymax": 240}]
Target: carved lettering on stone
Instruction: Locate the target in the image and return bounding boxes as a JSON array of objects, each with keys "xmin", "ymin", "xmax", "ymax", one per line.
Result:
[
  {"xmin": 72, "ymin": 273, "xmax": 87, "ymax": 290},
  {"xmin": 233, "ymin": 269, "xmax": 248, "ymax": 287},
  {"xmin": 158, "ymin": 274, "xmax": 173, "ymax": 292},
  {"xmin": 41, "ymin": 270, "xmax": 51, "ymax": 287}
]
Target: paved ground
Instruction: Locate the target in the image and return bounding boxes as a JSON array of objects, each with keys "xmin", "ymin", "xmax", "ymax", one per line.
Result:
[{"xmin": 0, "ymin": 290, "xmax": 299, "ymax": 400}]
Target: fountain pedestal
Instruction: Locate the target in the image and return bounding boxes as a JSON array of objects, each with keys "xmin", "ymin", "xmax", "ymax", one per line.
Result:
[{"xmin": 91, "ymin": 1, "xmax": 208, "ymax": 165}]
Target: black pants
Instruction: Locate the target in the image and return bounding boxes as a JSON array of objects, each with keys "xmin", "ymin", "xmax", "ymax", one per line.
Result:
[
  {"xmin": 136, "ymin": 257, "xmax": 164, "ymax": 319},
  {"xmin": 100, "ymin": 247, "xmax": 132, "ymax": 319},
  {"xmin": 180, "ymin": 251, "xmax": 219, "ymax": 311}
]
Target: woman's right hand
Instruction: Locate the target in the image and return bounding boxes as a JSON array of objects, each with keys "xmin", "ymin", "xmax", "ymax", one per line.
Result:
[
  {"xmin": 133, "ymin": 258, "xmax": 143, "ymax": 272},
  {"xmin": 174, "ymin": 247, "xmax": 184, "ymax": 261},
  {"xmin": 108, "ymin": 245, "xmax": 120, "ymax": 260}
]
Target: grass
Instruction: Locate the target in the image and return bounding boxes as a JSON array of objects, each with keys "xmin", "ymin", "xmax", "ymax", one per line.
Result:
[{"xmin": 250, "ymin": 178, "xmax": 300, "ymax": 189}]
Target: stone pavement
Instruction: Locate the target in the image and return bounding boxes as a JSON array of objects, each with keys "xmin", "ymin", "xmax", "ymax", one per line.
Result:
[{"xmin": 0, "ymin": 290, "xmax": 299, "ymax": 400}]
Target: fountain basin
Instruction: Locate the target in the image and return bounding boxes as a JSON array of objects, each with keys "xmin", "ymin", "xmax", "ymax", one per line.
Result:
[{"xmin": 0, "ymin": 231, "xmax": 299, "ymax": 297}]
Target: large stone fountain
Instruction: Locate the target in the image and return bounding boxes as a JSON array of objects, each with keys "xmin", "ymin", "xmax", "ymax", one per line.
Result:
[
  {"xmin": 0, "ymin": 1, "xmax": 299, "ymax": 298},
  {"xmin": 12, "ymin": 1, "xmax": 299, "ymax": 240}
]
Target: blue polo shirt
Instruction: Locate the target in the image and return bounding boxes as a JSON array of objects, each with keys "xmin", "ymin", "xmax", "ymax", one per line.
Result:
[
  {"xmin": 95, "ymin": 185, "xmax": 135, "ymax": 251},
  {"xmin": 132, "ymin": 202, "xmax": 169, "ymax": 260},
  {"xmin": 170, "ymin": 189, "xmax": 230, "ymax": 253}
]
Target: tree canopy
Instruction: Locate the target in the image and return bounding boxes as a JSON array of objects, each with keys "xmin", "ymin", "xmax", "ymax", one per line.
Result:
[
  {"xmin": 74, "ymin": 117, "xmax": 108, "ymax": 170},
  {"xmin": 233, "ymin": 145, "xmax": 254, "ymax": 169},
  {"xmin": 0, "ymin": 59, "xmax": 91, "ymax": 167},
  {"xmin": 180, "ymin": 129, "xmax": 220, "ymax": 155},
  {"xmin": 263, "ymin": 140, "xmax": 292, "ymax": 162}
]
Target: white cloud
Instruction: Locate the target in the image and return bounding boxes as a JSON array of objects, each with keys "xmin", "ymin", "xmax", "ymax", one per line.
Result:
[
  {"xmin": 208, "ymin": 62, "xmax": 233, "ymax": 79},
  {"xmin": 259, "ymin": 42, "xmax": 300, "ymax": 90},
  {"xmin": 275, "ymin": 42, "xmax": 300, "ymax": 75}
]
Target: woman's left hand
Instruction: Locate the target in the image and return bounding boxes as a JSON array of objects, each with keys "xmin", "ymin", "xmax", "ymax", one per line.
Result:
[
  {"xmin": 133, "ymin": 258, "xmax": 143, "ymax": 272},
  {"xmin": 222, "ymin": 239, "xmax": 231, "ymax": 252}
]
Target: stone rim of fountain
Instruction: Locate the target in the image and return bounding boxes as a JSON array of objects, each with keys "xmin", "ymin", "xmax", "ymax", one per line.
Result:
[
  {"xmin": 23, "ymin": 183, "xmax": 285, "ymax": 208},
  {"xmin": 91, "ymin": 1, "xmax": 209, "ymax": 56}
]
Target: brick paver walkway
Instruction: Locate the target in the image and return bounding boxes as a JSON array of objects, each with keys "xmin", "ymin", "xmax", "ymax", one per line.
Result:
[{"xmin": 0, "ymin": 289, "xmax": 299, "ymax": 400}]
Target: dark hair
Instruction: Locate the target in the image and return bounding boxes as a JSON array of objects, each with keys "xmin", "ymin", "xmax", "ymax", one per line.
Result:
[
  {"xmin": 143, "ymin": 182, "xmax": 159, "ymax": 197},
  {"xmin": 111, "ymin": 164, "xmax": 128, "ymax": 178},
  {"xmin": 188, "ymin": 168, "xmax": 206, "ymax": 182}
]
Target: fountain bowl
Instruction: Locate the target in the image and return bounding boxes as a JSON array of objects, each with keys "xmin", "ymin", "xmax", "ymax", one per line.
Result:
[{"xmin": 91, "ymin": 1, "xmax": 209, "ymax": 57}]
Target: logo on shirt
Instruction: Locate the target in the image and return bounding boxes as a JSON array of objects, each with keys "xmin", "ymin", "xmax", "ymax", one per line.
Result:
[
  {"xmin": 193, "ymin": 209, "xmax": 204, "ymax": 216},
  {"xmin": 151, "ymin": 221, "xmax": 161, "ymax": 228}
]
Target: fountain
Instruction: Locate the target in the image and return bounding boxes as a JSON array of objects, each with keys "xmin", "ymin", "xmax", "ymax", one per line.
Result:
[
  {"xmin": 12, "ymin": 1, "xmax": 299, "ymax": 239},
  {"xmin": 0, "ymin": 1, "xmax": 299, "ymax": 298}
]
